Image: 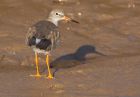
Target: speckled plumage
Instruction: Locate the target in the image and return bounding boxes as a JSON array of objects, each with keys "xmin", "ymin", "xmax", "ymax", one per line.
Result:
[
  {"xmin": 26, "ymin": 9, "xmax": 78, "ymax": 55},
  {"xmin": 26, "ymin": 20, "xmax": 60, "ymax": 53}
]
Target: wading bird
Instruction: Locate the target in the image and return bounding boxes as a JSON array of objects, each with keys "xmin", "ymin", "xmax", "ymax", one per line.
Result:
[{"xmin": 26, "ymin": 9, "xmax": 79, "ymax": 79}]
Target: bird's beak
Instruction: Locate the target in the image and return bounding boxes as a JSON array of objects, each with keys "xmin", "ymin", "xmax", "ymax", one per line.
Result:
[{"xmin": 63, "ymin": 16, "xmax": 79, "ymax": 24}]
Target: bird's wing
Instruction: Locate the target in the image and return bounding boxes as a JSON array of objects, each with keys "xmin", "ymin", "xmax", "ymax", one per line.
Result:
[
  {"xmin": 25, "ymin": 20, "xmax": 60, "ymax": 51},
  {"xmin": 49, "ymin": 30, "xmax": 60, "ymax": 51},
  {"xmin": 25, "ymin": 26, "xmax": 37, "ymax": 45}
]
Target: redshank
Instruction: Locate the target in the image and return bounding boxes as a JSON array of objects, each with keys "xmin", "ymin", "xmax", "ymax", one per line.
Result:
[{"xmin": 26, "ymin": 9, "xmax": 79, "ymax": 79}]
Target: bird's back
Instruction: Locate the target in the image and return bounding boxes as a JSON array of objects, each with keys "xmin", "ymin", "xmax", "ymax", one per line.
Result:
[
  {"xmin": 26, "ymin": 20, "xmax": 60, "ymax": 51},
  {"xmin": 33, "ymin": 20, "xmax": 58, "ymax": 39}
]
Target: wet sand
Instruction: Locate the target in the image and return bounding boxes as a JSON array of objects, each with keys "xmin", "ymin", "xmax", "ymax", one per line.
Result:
[{"xmin": 0, "ymin": 0, "xmax": 140, "ymax": 97}]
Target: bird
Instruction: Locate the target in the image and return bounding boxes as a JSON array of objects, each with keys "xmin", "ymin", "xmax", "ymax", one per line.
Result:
[{"xmin": 25, "ymin": 9, "xmax": 79, "ymax": 79}]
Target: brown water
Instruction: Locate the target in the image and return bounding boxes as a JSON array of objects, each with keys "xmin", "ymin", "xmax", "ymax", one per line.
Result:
[{"xmin": 0, "ymin": 0, "xmax": 140, "ymax": 97}]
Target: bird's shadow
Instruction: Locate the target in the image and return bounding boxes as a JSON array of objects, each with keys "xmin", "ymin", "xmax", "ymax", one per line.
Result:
[{"xmin": 49, "ymin": 45, "xmax": 105, "ymax": 77}]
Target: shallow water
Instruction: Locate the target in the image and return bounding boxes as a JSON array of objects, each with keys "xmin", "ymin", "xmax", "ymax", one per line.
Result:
[{"xmin": 0, "ymin": 0, "xmax": 140, "ymax": 97}]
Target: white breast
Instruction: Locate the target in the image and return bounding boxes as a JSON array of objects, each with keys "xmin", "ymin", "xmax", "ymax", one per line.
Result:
[{"xmin": 33, "ymin": 48, "xmax": 50, "ymax": 55}]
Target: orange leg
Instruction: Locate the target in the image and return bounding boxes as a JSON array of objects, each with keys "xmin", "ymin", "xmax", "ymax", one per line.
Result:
[
  {"xmin": 46, "ymin": 54, "xmax": 53, "ymax": 79},
  {"xmin": 30, "ymin": 52, "xmax": 41, "ymax": 78}
]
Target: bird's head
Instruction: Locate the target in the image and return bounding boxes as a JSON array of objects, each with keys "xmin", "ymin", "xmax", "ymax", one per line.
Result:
[{"xmin": 48, "ymin": 9, "xmax": 79, "ymax": 25}]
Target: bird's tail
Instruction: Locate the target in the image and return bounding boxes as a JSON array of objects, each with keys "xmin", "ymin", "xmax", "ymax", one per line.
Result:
[
  {"xmin": 36, "ymin": 39, "xmax": 51, "ymax": 50},
  {"xmin": 28, "ymin": 36, "xmax": 36, "ymax": 46}
]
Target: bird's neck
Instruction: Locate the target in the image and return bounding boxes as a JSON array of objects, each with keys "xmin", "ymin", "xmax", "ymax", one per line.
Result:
[{"xmin": 47, "ymin": 17, "xmax": 59, "ymax": 26}]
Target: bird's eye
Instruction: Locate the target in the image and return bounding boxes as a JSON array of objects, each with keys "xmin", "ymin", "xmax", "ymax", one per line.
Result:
[{"xmin": 56, "ymin": 13, "xmax": 59, "ymax": 15}]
